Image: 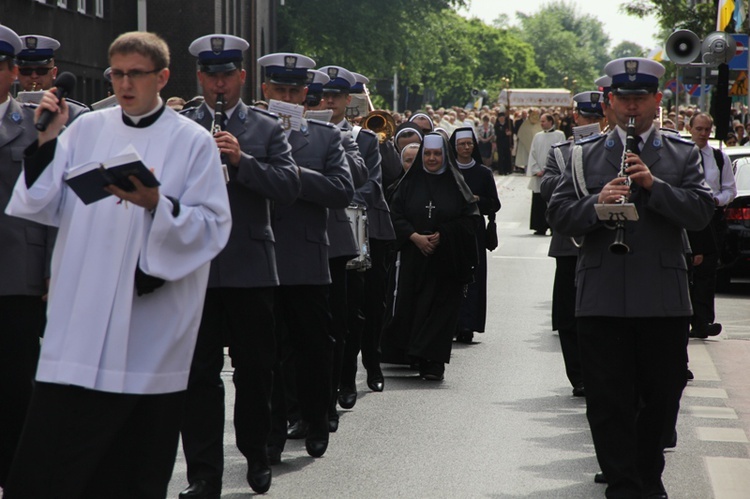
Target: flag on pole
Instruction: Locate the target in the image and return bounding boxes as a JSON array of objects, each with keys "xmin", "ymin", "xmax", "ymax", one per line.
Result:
[
  {"xmin": 734, "ymin": 0, "xmax": 745, "ymax": 30},
  {"xmin": 717, "ymin": 0, "xmax": 736, "ymax": 30}
]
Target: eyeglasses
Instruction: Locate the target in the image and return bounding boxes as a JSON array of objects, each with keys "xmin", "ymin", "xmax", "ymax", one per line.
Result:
[
  {"xmin": 110, "ymin": 68, "xmax": 162, "ymax": 81},
  {"xmin": 18, "ymin": 67, "xmax": 53, "ymax": 76}
]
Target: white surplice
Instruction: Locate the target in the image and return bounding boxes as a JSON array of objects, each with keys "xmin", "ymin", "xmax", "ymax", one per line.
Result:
[{"xmin": 5, "ymin": 106, "xmax": 231, "ymax": 394}]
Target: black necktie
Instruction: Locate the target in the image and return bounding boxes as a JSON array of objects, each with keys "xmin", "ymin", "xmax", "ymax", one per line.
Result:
[{"xmin": 627, "ymin": 135, "xmax": 642, "ymax": 155}]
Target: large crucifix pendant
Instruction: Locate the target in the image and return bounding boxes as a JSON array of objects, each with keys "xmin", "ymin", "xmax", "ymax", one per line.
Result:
[{"xmin": 425, "ymin": 200, "xmax": 436, "ymax": 219}]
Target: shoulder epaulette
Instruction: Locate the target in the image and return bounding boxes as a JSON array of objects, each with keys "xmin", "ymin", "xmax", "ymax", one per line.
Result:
[
  {"xmin": 307, "ymin": 118, "xmax": 335, "ymax": 128},
  {"xmin": 359, "ymin": 127, "xmax": 377, "ymax": 137},
  {"xmin": 576, "ymin": 133, "xmax": 605, "ymax": 145},
  {"xmin": 66, "ymin": 98, "xmax": 89, "ymax": 111},
  {"xmin": 249, "ymin": 106, "xmax": 280, "ymax": 120},
  {"xmin": 552, "ymin": 139, "xmax": 572, "ymax": 149},
  {"xmin": 663, "ymin": 133, "xmax": 694, "ymax": 145}
]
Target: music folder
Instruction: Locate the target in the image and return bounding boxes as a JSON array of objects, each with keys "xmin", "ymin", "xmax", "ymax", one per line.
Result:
[{"xmin": 64, "ymin": 145, "xmax": 160, "ymax": 205}]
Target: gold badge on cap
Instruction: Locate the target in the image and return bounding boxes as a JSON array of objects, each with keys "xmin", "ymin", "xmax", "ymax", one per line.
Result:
[
  {"xmin": 327, "ymin": 67, "xmax": 339, "ymax": 79},
  {"xmin": 25, "ymin": 36, "xmax": 38, "ymax": 50},
  {"xmin": 591, "ymin": 93, "xmax": 600, "ymax": 103},
  {"xmin": 210, "ymin": 37, "xmax": 225, "ymax": 54},
  {"xmin": 625, "ymin": 60, "xmax": 639, "ymax": 82},
  {"xmin": 284, "ymin": 55, "xmax": 297, "ymax": 68}
]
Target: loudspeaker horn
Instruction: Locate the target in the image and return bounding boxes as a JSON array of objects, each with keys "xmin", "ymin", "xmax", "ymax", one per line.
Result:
[
  {"xmin": 665, "ymin": 29, "xmax": 701, "ymax": 65},
  {"xmin": 702, "ymin": 31, "xmax": 737, "ymax": 66}
]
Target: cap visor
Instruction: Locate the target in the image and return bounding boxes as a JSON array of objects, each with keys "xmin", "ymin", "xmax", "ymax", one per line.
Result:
[
  {"xmin": 200, "ymin": 62, "xmax": 240, "ymax": 73},
  {"xmin": 268, "ymin": 76, "xmax": 307, "ymax": 86},
  {"xmin": 612, "ymin": 87, "xmax": 654, "ymax": 95},
  {"xmin": 17, "ymin": 58, "xmax": 53, "ymax": 66}
]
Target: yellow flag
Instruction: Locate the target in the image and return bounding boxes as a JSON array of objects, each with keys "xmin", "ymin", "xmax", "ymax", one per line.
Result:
[{"xmin": 717, "ymin": 0, "xmax": 736, "ymax": 30}]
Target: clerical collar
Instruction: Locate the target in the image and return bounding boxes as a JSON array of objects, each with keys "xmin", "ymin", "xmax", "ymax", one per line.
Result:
[
  {"xmin": 122, "ymin": 96, "xmax": 165, "ymax": 128},
  {"xmin": 207, "ymin": 101, "xmax": 240, "ymax": 121},
  {"xmin": 544, "ymin": 126, "xmax": 557, "ymax": 133},
  {"xmin": 456, "ymin": 159, "xmax": 476, "ymax": 170},
  {"xmin": 616, "ymin": 124, "xmax": 653, "ymax": 148}
]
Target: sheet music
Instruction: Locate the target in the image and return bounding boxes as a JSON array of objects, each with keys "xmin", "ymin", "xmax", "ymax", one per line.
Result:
[{"xmin": 267, "ymin": 99, "xmax": 304, "ymax": 132}]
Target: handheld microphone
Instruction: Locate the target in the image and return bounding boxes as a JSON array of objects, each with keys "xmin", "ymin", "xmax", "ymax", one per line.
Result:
[{"xmin": 35, "ymin": 72, "xmax": 77, "ymax": 132}]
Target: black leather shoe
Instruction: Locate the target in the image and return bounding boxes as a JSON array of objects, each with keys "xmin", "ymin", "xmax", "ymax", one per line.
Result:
[
  {"xmin": 247, "ymin": 462, "xmax": 272, "ymax": 494},
  {"xmin": 572, "ymin": 383, "xmax": 585, "ymax": 397},
  {"xmin": 690, "ymin": 323, "xmax": 722, "ymax": 339},
  {"xmin": 287, "ymin": 419, "xmax": 309, "ymax": 439},
  {"xmin": 338, "ymin": 386, "xmax": 357, "ymax": 409},
  {"xmin": 686, "ymin": 369, "xmax": 694, "ymax": 381},
  {"xmin": 706, "ymin": 323, "xmax": 722, "ymax": 336},
  {"xmin": 594, "ymin": 472, "xmax": 607, "ymax": 484},
  {"xmin": 267, "ymin": 445, "xmax": 282, "ymax": 465},
  {"xmin": 420, "ymin": 360, "xmax": 444, "ymax": 381},
  {"xmin": 328, "ymin": 417, "xmax": 339, "ymax": 433},
  {"xmin": 366, "ymin": 368, "xmax": 384, "ymax": 392},
  {"xmin": 455, "ymin": 329, "xmax": 474, "ymax": 344},
  {"xmin": 179, "ymin": 480, "xmax": 220, "ymax": 499},
  {"xmin": 305, "ymin": 436, "xmax": 329, "ymax": 457}
]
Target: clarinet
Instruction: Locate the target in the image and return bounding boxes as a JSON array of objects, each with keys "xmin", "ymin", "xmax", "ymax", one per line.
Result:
[
  {"xmin": 212, "ymin": 94, "xmax": 229, "ymax": 183},
  {"xmin": 609, "ymin": 116, "xmax": 637, "ymax": 254}
]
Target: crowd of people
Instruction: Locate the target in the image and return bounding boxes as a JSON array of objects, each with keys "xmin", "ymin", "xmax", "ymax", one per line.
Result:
[{"xmin": 0, "ymin": 20, "xmax": 738, "ymax": 499}]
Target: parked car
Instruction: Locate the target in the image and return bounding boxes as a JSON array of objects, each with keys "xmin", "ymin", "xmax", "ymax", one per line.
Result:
[{"xmin": 718, "ymin": 157, "xmax": 750, "ymax": 287}]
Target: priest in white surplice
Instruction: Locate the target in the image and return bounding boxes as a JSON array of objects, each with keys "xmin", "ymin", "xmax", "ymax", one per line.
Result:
[
  {"xmin": 3, "ymin": 32, "xmax": 231, "ymax": 498},
  {"xmin": 527, "ymin": 112, "xmax": 565, "ymax": 235}
]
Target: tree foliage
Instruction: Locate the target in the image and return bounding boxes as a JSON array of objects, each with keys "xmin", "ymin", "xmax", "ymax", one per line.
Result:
[
  {"xmin": 277, "ymin": 0, "xmax": 542, "ymax": 108},
  {"xmin": 515, "ymin": 1, "xmax": 611, "ymax": 91},
  {"xmin": 620, "ymin": 1, "xmax": 719, "ymax": 38},
  {"xmin": 612, "ymin": 41, "xmax": 646, "ymax": 59}
]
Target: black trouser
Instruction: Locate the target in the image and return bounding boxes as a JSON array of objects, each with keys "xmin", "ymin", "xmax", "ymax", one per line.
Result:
[
  {"xmin": 268, "ymin": 285, "xmax": 334, "ymax": 449},
  {"xmin": 0, "ymin": 295, "xmax": 45, "ymax": 487},
  {"xmin": 578, "ymin": 316, "xmax": 689, "ymax": 499},
  {"xmin": 552, "ymin": 257, "xmax": 582, "ymax": 388},
  {"xmin": 328, "ymin": 256, "xmax": 350, "ymax": 419},
  {"xmin": 341, "ymin": 239, "xmax": 390, "ymax": 389},
  {"xmin": 690, "ymin": 252, "xmax": 719, "ymax": 328},
  {"xmin": 4, "ymin": 383, "xmax": 184, "ymax": 499},
  {"xmin": 180, "ymin": 287, "xmax": 275, "ymax": 489}
]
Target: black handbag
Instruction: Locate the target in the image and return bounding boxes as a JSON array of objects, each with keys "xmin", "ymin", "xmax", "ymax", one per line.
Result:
[{"xmin": 485, "ymin": 213, "xmax": 498, "ymax": 251}]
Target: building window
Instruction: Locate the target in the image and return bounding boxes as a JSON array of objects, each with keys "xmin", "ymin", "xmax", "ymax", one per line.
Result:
[
  {"xmin": 77, "ymin": 0, "xmax": 85, "ymax": 13},
  {"xmin": 95, "ymin": 0, "xmax": 103, "ymax": 17},
  {"xmin": 57, "ymin": 0, "xmax": 67, "ymax": 7}
]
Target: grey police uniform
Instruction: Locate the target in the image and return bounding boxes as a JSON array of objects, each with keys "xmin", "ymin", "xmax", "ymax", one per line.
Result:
[
  {"xmin": 179, "ymin": 99, "xmax": 300, "ymax": 490},
  {"xmin": 548, "ymin": 128, "xmax": 713, "ymax": 316},
  {"xmin": 0, "ymin": 98, "xmax": 51, "ymax": 484},
  {"xmin": 327, "ymin": 129, "xmax": 368, "ymax": 260},
  {"xmin": 547, "ymin": 126, "xmax": 714, "ymax": 496},
  {"xmin": 269, "ymin": 117, "xmax": 353, "ymax": 456},
  {"xmin": 274, "ymin": 118, "xmax": 353, "ymax": 284},
  {"xmin": 183, "ymin": 102, "xmax": 300, "ymax": 287}
]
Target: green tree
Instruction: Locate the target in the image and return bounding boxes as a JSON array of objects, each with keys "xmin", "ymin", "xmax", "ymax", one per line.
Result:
[
  {"xmin": 277, "ymin": 1, "xmax": 542, "ymax": 108},
  {"xmin": 612, "ymin": 41, "xmax": 646, "ymax": 59},
  {"xmin": 620, "ymin": 1, "xmax": 719, "ymax": 37},
  {"xmin": 516, "ymin": 1, "xmax": 611, "ymax": 90}
]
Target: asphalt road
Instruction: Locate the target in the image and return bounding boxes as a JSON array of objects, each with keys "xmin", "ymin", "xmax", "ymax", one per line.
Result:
[{"xmin": 167, "ymin": 174, "xmax": 750, "ymax": 499}]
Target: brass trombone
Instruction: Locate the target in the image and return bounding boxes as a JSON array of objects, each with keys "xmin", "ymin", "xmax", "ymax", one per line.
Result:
[{"xmin": 362, "ymin": 110, "xmax": 395, "ymax": 144}]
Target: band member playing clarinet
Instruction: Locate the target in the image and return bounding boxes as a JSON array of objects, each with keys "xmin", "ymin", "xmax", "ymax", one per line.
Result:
[
  {"xmin": 546, "ymin": 57, "xmax": 714, "ymax": 499},
  {"xmin": 178, "ymin": 34, "xmax": 300, "ymax": 497}
]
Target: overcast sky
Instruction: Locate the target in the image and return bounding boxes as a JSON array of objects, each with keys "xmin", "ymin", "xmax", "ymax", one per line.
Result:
[{"xmin": 456, "ymin": 0, "xmax": 663, "ymax": 50}]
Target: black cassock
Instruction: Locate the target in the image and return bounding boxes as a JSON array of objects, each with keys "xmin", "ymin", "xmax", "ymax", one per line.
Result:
[
  {"xmin": 382, "ymin": 167, "xmax": 478, "ymax": 365},
  {"xmin": 457, "ymin": 162, "xmax": 501, "ymax": 333}
]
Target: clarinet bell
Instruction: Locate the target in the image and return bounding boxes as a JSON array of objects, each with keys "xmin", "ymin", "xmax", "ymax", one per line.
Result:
[{"xmin": 609, "ymin": 226, "xmax": 630, "ymax": 255}]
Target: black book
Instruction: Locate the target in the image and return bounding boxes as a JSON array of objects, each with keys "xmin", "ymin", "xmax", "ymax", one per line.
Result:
[{"xmin": 64, "ymin": 146, "xmax": 160, "ymax": 205}]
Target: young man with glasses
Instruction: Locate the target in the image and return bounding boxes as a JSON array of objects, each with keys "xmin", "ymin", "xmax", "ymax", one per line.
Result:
[
  {"xmin": 3, "ymin": 31, "xmax": 231, "ymax": 498},
  {"xmin": 16, "ymin": 34, "xmax": 88, "ymax": 124}
]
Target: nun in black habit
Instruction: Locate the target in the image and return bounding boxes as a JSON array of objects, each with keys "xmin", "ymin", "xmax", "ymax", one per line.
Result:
[
  {"xmin": 381, "ymin": 133, "xmax": 480, "ymax": 381},
  {"xmin": 449, "ymin": 127, "xmax": 501, "ymax": 343}
]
